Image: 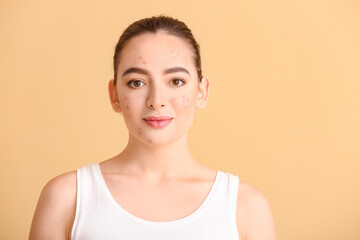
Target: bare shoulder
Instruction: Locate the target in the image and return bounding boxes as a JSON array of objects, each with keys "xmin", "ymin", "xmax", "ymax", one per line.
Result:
[
  {"xmin": 236, "ymin": 180, "xmax": 277, "ymax": 240},
  {"xmin": 29, "ymin": 171, "xmax": 77, "ymax": 240}
]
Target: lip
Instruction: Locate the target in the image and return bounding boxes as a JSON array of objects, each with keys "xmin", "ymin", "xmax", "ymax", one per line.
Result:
[
  {"xmin": 143, "ymin": 116, "xmax": 173, "ymax": 121},
  {"xmin": 143, "ymin": 116, "xmax": 173, "ymax": 128}
]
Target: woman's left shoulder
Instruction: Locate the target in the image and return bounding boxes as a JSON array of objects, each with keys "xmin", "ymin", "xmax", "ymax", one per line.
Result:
[{"xmin": 235, "ymin": 180, "xmax": 277, "ymax": 240}]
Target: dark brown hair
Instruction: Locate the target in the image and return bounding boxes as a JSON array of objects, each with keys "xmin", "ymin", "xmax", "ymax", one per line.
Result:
[{"xmin": 113, "ymin": 15, "xmax": 202, "ymax": 85}]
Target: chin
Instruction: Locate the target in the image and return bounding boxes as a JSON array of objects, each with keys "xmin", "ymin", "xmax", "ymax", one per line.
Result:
[{"xmin": 131, "ymin": 130, "xmax": 187, "ymax": 147}]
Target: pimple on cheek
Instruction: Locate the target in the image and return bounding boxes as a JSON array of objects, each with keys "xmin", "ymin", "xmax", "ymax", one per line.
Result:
[
  {"xmin": 138, "ymin": 127, "xmax": 142, "ymax": 135},
  {"xmin": 181, "ymin": 96, "xmax": 187, "ymax": 104},
  {"xmin": 126, "ymin": 105, "xmax": 129, "ymax": 109},
  {"xmin": 181, "ymin": 96, "xmax": 191, "ymax": 109},
  {"xmin": 171, "ymin": 96, "xmax": 190, "ymax": 109}
]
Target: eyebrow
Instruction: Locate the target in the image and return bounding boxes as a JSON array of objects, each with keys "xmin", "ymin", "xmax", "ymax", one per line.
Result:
[
  {"xmin": 121, "ymin": 66, "xmax": 190, "ymax": 77},
  {"xmin": 122, "ymin": 67, "xmax": 149, "ymax": 77},
  {"xmin": 164, "ymin": 67, "xmax": 190, "ymax": 75}
]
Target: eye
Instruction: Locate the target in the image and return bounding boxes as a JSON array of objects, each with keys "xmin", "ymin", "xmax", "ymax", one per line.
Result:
[
  {"xmin": 170, "ymin": 78, "xmax": 185, "ymax": 87},
  {"xmin": 127, "ymin": 80, "xmax": 145, "ymax": 88}
]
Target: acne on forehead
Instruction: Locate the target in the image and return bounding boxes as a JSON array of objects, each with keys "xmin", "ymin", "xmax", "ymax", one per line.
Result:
[
  {"xmin": 138, "ymin": 56, "xmax": 146, "ymax": 64},
  {"xmin": 138, "ymin": 50, "xmax": 182, "ymax": 60},
  {"xmin": 117, "ymin": 33, "xmax": 197, "ymax": 76},
  {"xmin": 170, "ymin": 51, "xmax": 181, "ymax": 59}
]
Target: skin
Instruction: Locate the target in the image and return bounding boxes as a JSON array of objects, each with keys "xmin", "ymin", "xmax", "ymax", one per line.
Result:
[{"xmin": 29, "ymin": 32, "xmax": 276, "ymax": 240}]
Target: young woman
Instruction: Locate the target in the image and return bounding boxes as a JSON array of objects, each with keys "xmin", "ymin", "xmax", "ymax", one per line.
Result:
[{"xmin": 29, "ymin": 16, "xmax": 276, "ymax": 240}]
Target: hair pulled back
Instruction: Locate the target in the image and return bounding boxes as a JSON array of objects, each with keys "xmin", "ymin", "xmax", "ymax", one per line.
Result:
[{"xmin": 113, "ymin": 15, "xmax": 202, "ymax": 85}]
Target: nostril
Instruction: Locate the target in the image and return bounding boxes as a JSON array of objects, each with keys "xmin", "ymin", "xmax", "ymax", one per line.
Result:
[{"xmin": 148, "ymin": 102, "xmax": 165, "ymax": 109}]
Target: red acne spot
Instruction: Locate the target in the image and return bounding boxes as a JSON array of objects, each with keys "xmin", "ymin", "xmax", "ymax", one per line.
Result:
[
  {"xmin": 182, "ymin": 96, "xmax": 186, "ymax": 104},
  {"xmin": 138, "ymin": 128, "xmax": 142, "ymax": 135},
  {"xmin": 139, "ymin": 56, "xmax": 142, "ymax": 59},
  {"xmin": 171, "ymin": 98, "xmax": 175, "ymax": 101},
  {"xmin": 126, "ymin": 105, "xmax": 129, "ymax": 109},
  {"xmin": 142, "ymin": 61, "xmax": 146, "ymax": 64},
  {"xmin": 124, "ymin": 96, "xmax": 127, "ymax": 100},
  {"xmin": 148, "ymin": 139, "xmax": 152, "ymax": 144}
]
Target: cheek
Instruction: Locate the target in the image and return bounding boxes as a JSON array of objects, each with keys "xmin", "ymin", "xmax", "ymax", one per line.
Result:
[
  {"xmin": 171, "ymin": 95, "xmax": 194, "ymax": 111},
  {"xmin": 120, "ymin": 96, "xmax": 134, "ymax": 118}
]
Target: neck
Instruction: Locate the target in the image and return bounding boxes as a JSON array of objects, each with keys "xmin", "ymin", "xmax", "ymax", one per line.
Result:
[{"xmin": 115, "ymin": 133, "xmax": 199, "ymax": 180}]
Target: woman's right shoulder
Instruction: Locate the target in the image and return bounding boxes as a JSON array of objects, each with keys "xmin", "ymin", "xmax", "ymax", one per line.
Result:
[
  {"xmin": 40, "ymin": 170, "xmax": 78, "ymax": 209},
  {"xmin": 44, "ymin": 170, "xmax": 77, "ymax": 194},
  {"xmin": 29, "ymin": 170, "xmax": 77, "ymax": 240}
]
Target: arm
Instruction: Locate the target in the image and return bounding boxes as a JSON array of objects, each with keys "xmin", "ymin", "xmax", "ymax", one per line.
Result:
[
  {"xmin": 29, "ymin": 171, "xmax": 77, "ymax": 240},
  {"xmin": 236, "ymin": 182, "xmax": 277, "ymax": 240}
]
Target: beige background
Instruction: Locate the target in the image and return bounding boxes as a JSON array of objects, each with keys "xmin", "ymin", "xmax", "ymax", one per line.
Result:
[{"xmin": 1, "ymin": 0, "xmax": 359, "ymax": 239}]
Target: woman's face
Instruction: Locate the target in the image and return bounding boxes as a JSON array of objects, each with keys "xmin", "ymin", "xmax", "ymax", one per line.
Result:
[{"xmin": 109, "ymin": 32, "xmax": 209, "ymax": 146}]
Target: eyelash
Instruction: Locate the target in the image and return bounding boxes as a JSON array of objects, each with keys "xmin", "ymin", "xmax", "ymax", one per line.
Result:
[
  {"xmin": 170, "ymin": 78, "xmax": 185, "ymax": 87},
  {"xmin": 126, "ymin": 78, "xmax": 186, "ymax": 88},
  {"xmin": 127, "ymin": 79, "xmax": 145, "ymax": 88}
]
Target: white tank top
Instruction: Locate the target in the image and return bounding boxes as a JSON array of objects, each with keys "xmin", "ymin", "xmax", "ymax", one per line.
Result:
[{"xmin": 71, "ymin": 163, "xmax": 240, "ymax": 240}]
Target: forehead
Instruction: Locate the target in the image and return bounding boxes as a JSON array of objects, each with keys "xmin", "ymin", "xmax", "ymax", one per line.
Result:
[{"xmin": 117, "ymin": 32, "xmax": 196, "ymax": 74}]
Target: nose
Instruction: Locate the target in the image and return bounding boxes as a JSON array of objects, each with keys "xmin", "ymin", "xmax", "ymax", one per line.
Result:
[{"xmin": 146, "ymin": 84, "xmax": 166, "ymax": 110}]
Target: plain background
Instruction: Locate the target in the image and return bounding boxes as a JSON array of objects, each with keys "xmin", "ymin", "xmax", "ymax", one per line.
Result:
[{"xmin": 1, "ymin": 0, "xmax": 359, "ymax": 239}]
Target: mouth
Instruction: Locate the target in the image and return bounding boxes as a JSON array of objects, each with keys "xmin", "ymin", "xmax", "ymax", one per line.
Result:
[{"xmin": 143, "ymin": 116, "xmax": 173, "ymax": 128}]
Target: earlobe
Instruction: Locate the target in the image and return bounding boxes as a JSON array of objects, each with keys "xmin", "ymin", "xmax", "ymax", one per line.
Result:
[
  {"xmin": 108, "ymin": 79, "xmax": 122, "ymax": 113},
  {"xmin": 196, "ymin": 77, "xmax": 210, "ymax": 109}
]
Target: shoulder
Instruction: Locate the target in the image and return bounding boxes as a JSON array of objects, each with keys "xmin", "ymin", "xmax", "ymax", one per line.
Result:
[
  {"xmin": 235, "ymin": 180, "xmax": 277, "ymax": 240},
  {"xmin": 29, "ymin": 171, "xmax": 77, "ymax": 240},
  {"xmin": 41, "ymin": 171, "xmax": 77, "ymax": 207}
]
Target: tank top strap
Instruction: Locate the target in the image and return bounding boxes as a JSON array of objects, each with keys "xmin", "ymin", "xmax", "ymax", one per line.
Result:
[
  {"xmin": 224, "ymin": 171, "xmax": 239, "ymax": 219},
  {"xmin": 214, "ymin": 170, "xmax": 239, "ymax": 240},
  {"xmin": 71, "ymin": 163, "xmax": 105, "ymax": 239}
]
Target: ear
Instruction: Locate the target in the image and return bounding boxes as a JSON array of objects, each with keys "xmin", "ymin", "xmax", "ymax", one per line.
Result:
[
  {"xmin": 108, "ymin": 79, "xmax": 122, "ymax": 113},
  {"xmin": 196, "ymin": 77, "xmax": 210, "ymax": 109}
]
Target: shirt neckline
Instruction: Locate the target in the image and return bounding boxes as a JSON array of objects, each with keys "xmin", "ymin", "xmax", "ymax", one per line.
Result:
[{"xmin": 93, "ymin": 162, "xmax": 221, "ymax": 227}]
